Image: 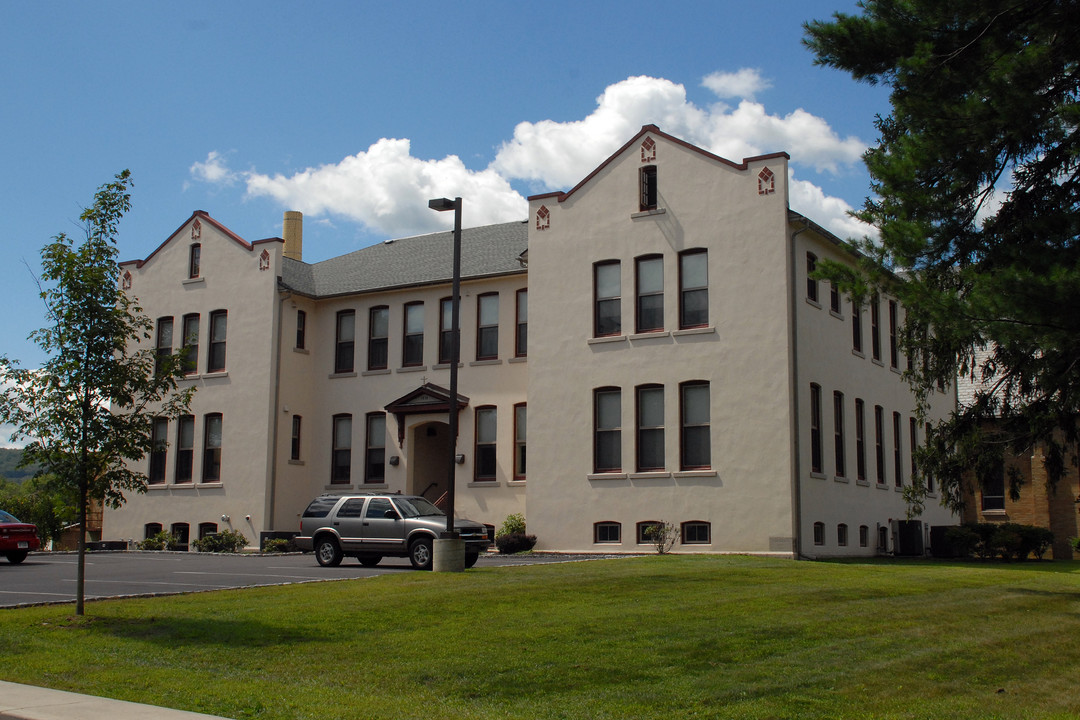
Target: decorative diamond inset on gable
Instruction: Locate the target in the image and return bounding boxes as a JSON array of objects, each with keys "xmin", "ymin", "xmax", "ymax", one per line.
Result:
[
  {"xmin": 641, "ymin": 136, "xmax": 656, "ymax": 163},
  {"xmin": 536, "ymin": 205, "xmax": 550, "ymax": 231},
  {"xmin": 259, "ymin": 248, "xmax": 270, "ymax": 271},
  {"xmin": 191, "ymin": 218, "xmax": 202, "ymax": 240},
  {"xmin": 121, "ymin": 270, "xmax": 132, "ymax": 290},
  {"xmin": 758, "ymin": 167, "xmax": 775, "ymax": 196}
]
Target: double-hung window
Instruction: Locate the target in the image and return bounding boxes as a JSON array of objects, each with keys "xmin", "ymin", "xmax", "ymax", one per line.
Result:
[
  {"xmin": 594, "ymin": 388, "xmax": 622, "ymax": 473},
  {"xmin": 202, "ymin": 413, "xmax": 223, "ymax": 483},
  {"xmin": 365, "ymin": 413, "xmax": 386, "ymax": 484},
  {"xmin": 155, "ymin": 317, "xmax": 173, "ymax": 375},
  {"xmin": 335, "ymin": 310, "xmax": 355, "ymax": 374},
  {"xmin": 810, "ymin": 383, "xmax": 823, "ymax": 474},
  {"xmin": 679, "ymin": 250, "xmax": 708, "ymax": 329},
  {"xmin": 402, "ymin": 302, "xmax": 424, "ymax": 367},
  {"xmin": 189, "ymin": 244, "xmax": 201, "ymax": 279},
  {"xmin": 149, "ymin": 417, "xmax": 168, "ymax": 484},
  {"xmin": 889, "ymin": 300, "xmax": 899, "ymax": 368},
  {"xmin": 476, "ymin": 294, "xmax": 499, "ymax": 360},
  {"xmin": 291, "ymin": 416, "xmax": 302, "ymax": 462},
  {"xmin": 640, "ymin": 165, "xmax": 658, "ymax": 210},
  {"xmin": 680, "ymin": 381, "xmax": 711, "ymax": 470},
  {"xmin": 474, "ymin": 407, "xmax": 497, "ymax": 481},
  {"xmin": 855, "ymin": 399, "xmax": 866, "ymax": 481},
  {"xmin": 852, "ymin": 303, "xmax": 863, "ymax": 353},
  {"xmin": 515, "ymin": 289, "xmax": 528, "ymax": 358},
  {"xmin": 635, "ymin": 255, "xmax": 664, "ymax": 333},
  {"xmin": 874, "ymin": 405, "xmax": 885, "ymax": 483},
  {"xmin": 331, "ymin": 414, "xmax": 352, "ymax": 484},
  {"xmin": 182, "ymin": 314, "xmax": 199, "ymax": 375},
  {"xmin": 870, "ymin": 298, "xmax": 881, "ymax": 361},
  {"xmin": 207, "ymin": 310, "xmax": 227, "ymax": 373},
  {"xmin": 368, "ymin": 306, "xmax": 389, "ymax": 370},
  {"xmin": 636, "ymin": 385, "xmax": 665, "ymax": 472},
  {"xmin": 892, "ymin": 411, "xmax": 903, "ymax": 487},
  {"xmin": 594, "ymin": 261, "xmax": 621, "ymax": 337},
  {"xmin": 833, "ymin": 391, "xmax": 845, "ymax": 477},
  {"xmin": 175, "ymin": 415, "xmax": 194, "ymax": 483},
  {"xmin": 439, "ymin": 298, "xmax": 454, "ymax": 364},
  {"xmin": 296, "ymin": 310, "xmax": 306, "ymax": 350},
  {"xmin": 806, "ymin": 253, "xmax": 818, "ymax": 303},
  {"xmin": 513, "ymin": 403, "xmax": 527, "ymax": 480},
  {"xmin": 981, "ymin": 459, "xmax": 1005, "ymax": 511}
]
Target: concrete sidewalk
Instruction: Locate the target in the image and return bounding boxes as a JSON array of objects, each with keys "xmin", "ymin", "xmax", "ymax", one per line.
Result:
[{"xmin": 0, "ymin": 681, "xmax": 233, "ymax": 720}]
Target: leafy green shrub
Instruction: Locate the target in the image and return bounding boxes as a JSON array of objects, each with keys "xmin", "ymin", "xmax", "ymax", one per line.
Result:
[
  {"xmin": 951, "ymin": 522, "xmax": 1053, "ymax": 561},
  {"xmin": 137, "ymin": 530, "xmax": 180, "ymax": 551},
  {"xmin": 944, "ymin": 525, "xmax": 980, "ymax": 558},
  {"xmin": 1072, "ymin": 537, "xmax": 1080, "ymax": 553},
  {"xmin": 495, "ymin": 532, "xmax": 537, "ymax": 554},
  {"xmin": 498, "ymin": 513, "xmax": 527, "ymax": 537},
  {"xmin": 192, "ymin": 529, "xmax": 248, "ymax": 553},
  {"xmin": 262, "ymin": 537, "xmax": 293, "ymax": 553},
  {"xmin": 644, "ymin": 521, "xmax": 680, "ymax": 554}
]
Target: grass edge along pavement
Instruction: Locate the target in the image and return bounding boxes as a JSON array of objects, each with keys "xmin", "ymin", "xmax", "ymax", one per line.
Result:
[{"xmin": 1, "ymin": 555, "xmax": 1079, "ymax": 720}]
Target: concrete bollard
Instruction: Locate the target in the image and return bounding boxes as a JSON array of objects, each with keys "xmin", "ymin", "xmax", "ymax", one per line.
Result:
[{"xmin": 432, "ymin": 537, "xmax": 466, "ymax": 572}]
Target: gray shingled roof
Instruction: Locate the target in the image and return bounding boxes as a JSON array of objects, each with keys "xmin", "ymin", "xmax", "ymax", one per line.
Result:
[{"xmin": 281, "ymin": 220, "xmax": 528, "ymax": 298}]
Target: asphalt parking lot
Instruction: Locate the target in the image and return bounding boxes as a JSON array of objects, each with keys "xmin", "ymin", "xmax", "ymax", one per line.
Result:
[{"xmin": 0, "ymin": 551, "xmax": 623, "ymax": 608}]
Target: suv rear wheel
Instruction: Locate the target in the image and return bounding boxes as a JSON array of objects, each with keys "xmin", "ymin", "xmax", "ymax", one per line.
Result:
[
  {"xmin": 409, "ymin": 537, "xmax": 433, "ymax": 571},
  {"xmin": 315, "ymin": 537, "xmax": 343, "ymax": 567}
]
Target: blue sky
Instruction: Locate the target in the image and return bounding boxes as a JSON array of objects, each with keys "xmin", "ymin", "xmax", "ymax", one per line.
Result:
[{"xmin": 0, "ymin": 1, "xmax": 886, "ymax": 404}]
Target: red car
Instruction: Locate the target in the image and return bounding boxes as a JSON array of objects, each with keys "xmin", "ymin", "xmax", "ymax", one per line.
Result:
[{"xmin": 0, "ymin": 510, "xmax": 40, "ymax": 564}]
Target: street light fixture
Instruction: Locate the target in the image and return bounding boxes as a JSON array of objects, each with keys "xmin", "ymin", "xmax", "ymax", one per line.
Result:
[{"xmin": 428, "ymin": 196, "xmax": 464, "ymax": 571}]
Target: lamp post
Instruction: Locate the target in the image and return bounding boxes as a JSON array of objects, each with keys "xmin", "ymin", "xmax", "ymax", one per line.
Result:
[{"xmin": 428, "ymin": 196, "xmax": 465, "ymax": 571}]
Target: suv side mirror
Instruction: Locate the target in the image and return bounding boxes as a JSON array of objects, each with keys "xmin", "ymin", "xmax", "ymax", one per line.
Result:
[{"xmin": 384, "ymin": 509, "xmax": 400, "ymax": 520}]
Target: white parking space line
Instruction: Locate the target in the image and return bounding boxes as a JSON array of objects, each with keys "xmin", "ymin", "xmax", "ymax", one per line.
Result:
[{"xmin": 174, "ymin": 571, "xmax": 329, "ymax": 580}]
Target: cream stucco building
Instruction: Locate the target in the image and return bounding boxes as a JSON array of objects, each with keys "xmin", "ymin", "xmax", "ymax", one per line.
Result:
[{"xmin": 107, "ymin": 125, "xmax": 955, "ymax": 557}]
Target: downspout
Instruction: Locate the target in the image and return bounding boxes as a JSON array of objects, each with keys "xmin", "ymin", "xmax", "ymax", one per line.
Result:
[
  {"xmin": 789, "ymin": 218, "xmax": 812, "ymax": 560},
  {"xmin": 267, "ymin": 288, "xmax": 289, "ymax": 534}
]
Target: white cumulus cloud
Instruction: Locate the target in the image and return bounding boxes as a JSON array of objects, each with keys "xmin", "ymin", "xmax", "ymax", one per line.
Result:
[
  {"xmin": 702, "ymin": 68, "xmax": 772, "ymax": 100},
  {"xmin": 190, "ymin": 72, "xmax": 871, "ymax": 242},
  {"xmin": 789, "ymin": 171, "xmax": 877, "ymax": 242}
]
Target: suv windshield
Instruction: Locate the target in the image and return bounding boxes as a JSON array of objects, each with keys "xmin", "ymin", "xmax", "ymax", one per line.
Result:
[{"xmin": 392, "ymin": 497, "xmax": 444, "ymax": 518}]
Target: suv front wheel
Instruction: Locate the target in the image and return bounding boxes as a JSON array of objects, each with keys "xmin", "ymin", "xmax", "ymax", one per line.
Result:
[
  {"xmin": 409, "ymin": 537, "xmax": 433, "ymax": 571},
  {"xmin": 315, "ymin": 537, "xmax": 343, "ymax": 567}
]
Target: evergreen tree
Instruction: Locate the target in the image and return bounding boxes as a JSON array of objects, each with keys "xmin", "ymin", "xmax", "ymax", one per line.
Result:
[
  {"xmin": 804, "ymin": 0, "xmax": 1080, "ymax": 512},
  {"xmin": 0, "ymin": 171, "xmax": 194, "ymax": 614}
]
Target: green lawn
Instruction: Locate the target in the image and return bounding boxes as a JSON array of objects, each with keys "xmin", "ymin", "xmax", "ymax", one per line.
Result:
[{"xmin": 2, "ymin": 555, "xmax": 1080, "ymax": 719}]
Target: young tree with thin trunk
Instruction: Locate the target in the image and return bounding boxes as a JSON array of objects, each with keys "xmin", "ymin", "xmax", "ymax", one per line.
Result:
[{"xmin": 0, "ymin": 171, "xmax": 194, "ymax": 615}]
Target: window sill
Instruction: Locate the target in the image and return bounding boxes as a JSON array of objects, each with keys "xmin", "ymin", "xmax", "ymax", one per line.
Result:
[
  {"xmin": 588, "ymin": 472, "xmax": 628, "ymax": 481},
  {"xmin": 834, "ymin": 475, "xmax": 849, "ymax": 484},
  {"xmin": 588, "ymin": 335, "xmax": 626, "ymax": 345},
  {"xmin": 197, "ymin": 482, "xmax": 223, "ymax": 489},
  {"xmin": 628, "ymin": 471, "xmax": 672, "ymax": 479},
  {"xmin": 146, "ymin": 483, "xmax": 168, "ymax": 491},
  {"xmin": 894, "ymin": 485, "xmax": 905, "ymax": 493},
  {"xmin": 182, "ymin": 277, "xmax": 205, "ymax": 286},
  {"xmin": 980, "ymin": 509, "xmax": 1008, "ymax": 517},
  {"xmin": 432, "ymin": 362, "xmax": 464, "ymax": 370},
  {"xmin": 288, "ymin": 459, "xmax": 304, "ymax": 466},
  {"xmin": 871, "ymin": 358, "xmax": 884, "ymax": 367},
  {"xmin": 181, "ymin": 373, "xmax": 201, "ymax": 381},
  {"xmin": 829, "ymin": 309, "xmax": 843, "ymax": 320},
  {"xmin": 673, "ymin": 327, "xmax": 715, "ymax": 337},
  {"xmin": 890, "ymin": 365, "xmax": 902, "ymax": 375},
  {"xmin": 329, "ymin": 372, "xmax": 357, "ymax": 379},
  {"xmin": 629, "ymin": 331, "xmax": 670, "ymax": 341},
  {"xmin": 508, "ymin": 356, "xmax": 527, "ymax": 364},
  {"xmin": 397, "ymin": 365, "xmax": 427, "ymax": 374},
  {"xmin": 805, "ymin": 297, "xmax": 821, "ymax": 309},
  {"xmin": 469, "ymin": 359, "xmax": 502, "ymax": 367},
  {"xmin": 852, "ymin": 349, "xmax": 865, "ymax": 359},
  {"xmin": 876, "ymin": 482, "xmax": 889, "ymax": 490},
  {"xmin": 293, "ymin": 347, "xmax": 309, "ymax": 355},
  {"xmin": 856, "ymin": 478, "xmax": 870, "ymax": 487},
  {"xmin": 362, "ymin": 368, "xmax": 391, "ymax": 376},
  {"xmin": 203, "ymin": 371, "xmax": 228, "ymax": 379},
  {"xmin": 468, "ymin": 480, "xmax": 500, "ymax": 487},
  {"xmin": 630, "ymin": 208, "xmax": 667, "ymax": 219},
  {"xmin": 507, "ymin": 479, "xmax": 526, "ymax": 486},
  {"xmin": 673, "ymin": 470, "xmax": 718, "ymax": 479},
  {"xmin": 810, "ymin": 471, "xmax": 827, "ymax": 480}
]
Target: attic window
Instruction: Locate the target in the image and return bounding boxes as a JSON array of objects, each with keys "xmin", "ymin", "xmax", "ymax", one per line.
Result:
[
  {"xmin": 640, "ymin": 166, "xmax": 658, "ymax": 211},
  {"xmin": 189, "ymin": 244, "xmax": 201, "ymax": 279}
]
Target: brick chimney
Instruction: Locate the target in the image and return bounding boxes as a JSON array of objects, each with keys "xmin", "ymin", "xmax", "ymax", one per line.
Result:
[{"xmin": 282, "ymin": 211, "xmax": 303, "ymax": 261}]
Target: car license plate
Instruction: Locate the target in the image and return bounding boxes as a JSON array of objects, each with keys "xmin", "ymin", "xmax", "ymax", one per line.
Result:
[{"xmin": 17, "ymin": 542, "xmax": 28, "ymax": 549}]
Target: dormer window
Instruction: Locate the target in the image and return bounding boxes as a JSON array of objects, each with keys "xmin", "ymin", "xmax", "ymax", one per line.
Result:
[
  {"xmin": 189, "ymin": 244, "xmax": 201, "ymax": 279},
  {"xmin": 640, "ymin": 165, "xmax": 658, "ymax": 211}
]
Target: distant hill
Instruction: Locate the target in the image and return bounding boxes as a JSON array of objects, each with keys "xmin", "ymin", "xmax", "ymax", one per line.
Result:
[{"xmin": 0, "ymin": 448, "xmax": 40, "ymax": 482}]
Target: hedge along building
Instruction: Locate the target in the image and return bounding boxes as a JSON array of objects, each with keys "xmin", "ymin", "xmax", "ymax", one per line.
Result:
[{"xmin": 107, "ymin": 125, "xmax": 956, "ymax": 556}]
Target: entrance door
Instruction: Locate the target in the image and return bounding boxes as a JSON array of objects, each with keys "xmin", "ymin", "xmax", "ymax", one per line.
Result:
[{"xmin": 409, "ymin": 421, "xmax": 451, "ymax": 504}]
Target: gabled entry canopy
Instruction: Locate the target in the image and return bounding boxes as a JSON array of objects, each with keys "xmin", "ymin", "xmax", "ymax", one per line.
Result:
[{"xmin": 384, "ymin": 383, "xmax": 470, "ymax": 446}]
